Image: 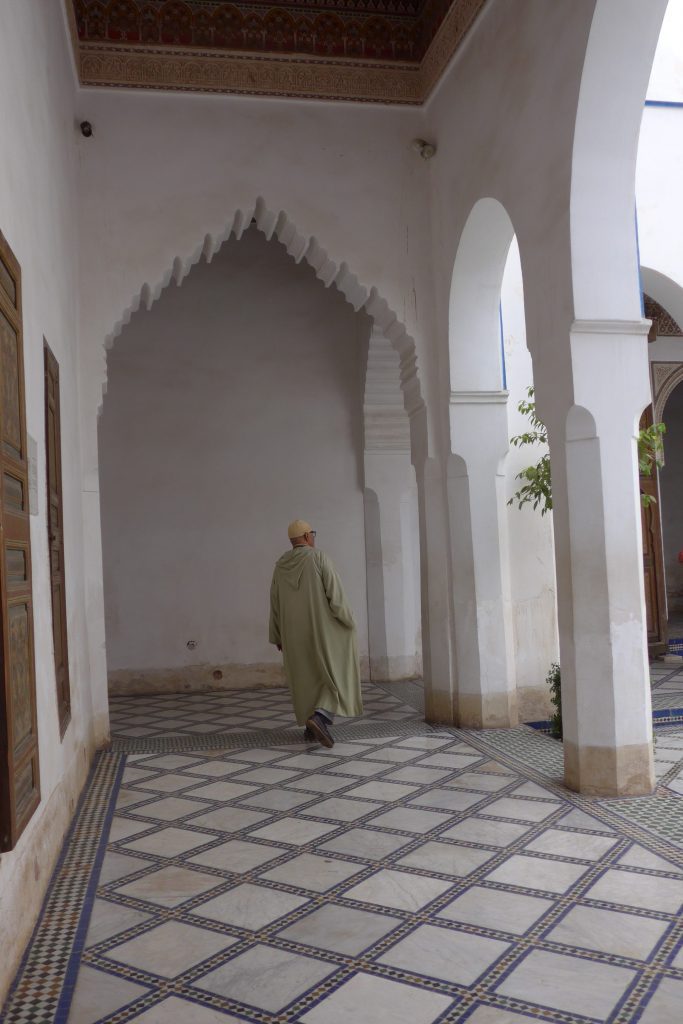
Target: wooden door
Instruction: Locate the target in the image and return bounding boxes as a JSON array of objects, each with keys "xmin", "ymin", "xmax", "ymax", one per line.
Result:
[
  {"xmin": 45, "ymin": 342, "xmax": 71, "ymax": 734},
  {"xmin": 640, "ymin": 406, "xmax": 668, "ymax": 657},
  {"xmin": 0, "ymin": 231, "xmax": 40, "ymax": 851}
]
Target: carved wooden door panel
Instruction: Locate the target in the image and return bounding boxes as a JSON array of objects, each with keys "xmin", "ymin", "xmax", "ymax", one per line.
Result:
[
  {"xmin": 45, "ymin": 342, "xmax": 70, "ymax": 734},
  {"xmin": 0, "ymin": 231, "xmax": 40, "ymax": 851},
  {"xmin": 640, "ymin": 406, "xmax": 668, "ymax": 657}
]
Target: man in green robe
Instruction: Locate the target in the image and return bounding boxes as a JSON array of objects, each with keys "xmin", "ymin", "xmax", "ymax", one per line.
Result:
[{"xmin": 269, "ymin": 519, "xmax": 362, "ymax": 747}]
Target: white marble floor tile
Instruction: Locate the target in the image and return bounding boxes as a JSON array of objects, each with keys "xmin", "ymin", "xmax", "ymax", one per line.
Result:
[
  {"xmin": 511, "ymin": 782, "xmax": 557, "ymax": 799},
  {"xmin": 583, "ymin": 868, "xmax": 683, "ymax": 912},
  {"xmin": 126, "ymin": 995, "xmax": 244, "ymax": 1022},
  {"xmin": 232, "ymin": 766, "xmax": 302, "ymax": 785},
  {"xmin": 190, "ymin": 882, "xmax": 308, "ymax": 928},
  {"xmin": 135, "ymin": 773, "xmax": 198, "ymax": 793},
  {"xmin": 181, "ymin": 761, "xmax": 245, "ymax": 777},
  {"xmin": 495, "ymin": 949, "xmax": 637, "ymax": 1020},
  {"xmin": 116, "ymin": 789, "xmax": 153, "ymax": 810},
  {"xmin": 343, "ymin": 868, "xmax": 452, "ymax": 912},
  {"xmin": 439, "ymin": 885, "xmax": 553, "ymax": 935},
  {"xmin": 329, "ymin": 759, "xmax": 392, "ymax": 777},
  {"xmin": 183, "ymin": 781, "xmax": 258, "ymax": 801},
  {"xmin": 397, "ymin": 840, "xmax": 496, "ymax": 876},
  {"xmin": 555, "ymin": 808, "xmax": 616, "ymax": 833},
  {"xmin": 66, "ymin": 966, "xmax": 149, "ymax": 1024},
  {"xmin": 115, "ymin": 865, "xmax": 222, "ymax": 908},
  {"xmin": 108, "ymin": 817, "xmax": 153, "ymax": 843},
  {"xmin": 344, "ymin": 780, "xmax": 420, "ymax": 801},
  {"xmin": 193, "ymin": 943, "xmax": 337, "ymax": 1012},
  {"xmin": 276, "ymin": 753, "xmax": 341, "ymax": 769},
  {"xmin": 301, "ymin": 797, "xmax": 383, "ymax": 822},
  {"xmin": 240, "ymin": 787, "xmax": 317, "ymax": 811},
  {"xmin": 260, "ymin": 852, "xmax": 367, "ymax": 891},
  {"xmin": 249, "ymin": 817, "xmax": 340, "ymax": 846},
  {"xmin": 545, "ymin": 904, "xmax": 670, "ymax": 959},
  {"xmin": 319, "ymin": 827, "xmax": 413, "ymax": 861},
  {"xmin": 617, "ymin": 844, "xmax": 683, "ymax": 874},
  {"xmin": 122, "ymin": 767, "xmax": 158, "ymax": 784},
  {"xmin": 409, "ymin": 788, "xmax": 487, "ymax": 813},
  {"xmin": 188, "ymin": 837, "xmax": 287, "ymax": 872},
  {"xmin": 84, "ymin": 899, "xmax": 152, "ymax": 948},
  {"xmin": 105, "ymin": 921, "xmax": 238, "ymax": 977},
  {"xmin": 368, "ymin": 807, "xmax": 452, "ymax": 834},
  {"xmin": 123, "ymin": 827, "xmax": 216, "ymax": 857},
  {"xmin": 277, "ymin": 903, "xmax": 402, "ymax": 954},
  {"xmin": 286, "ymin": 773, "xmax": 353, "ymax": 793},
  {"xmin": 188, "ymin": 807, "xmax": 271, "ymax": 832},
  {"xmin": 482, "ymin": 798, "xmax": 562, "ymax": 823},
  {"xmin": 299, "ymin": 972, "xmax": 452, "ymax": 1024},
  {"xmin": 446, "ymin": 773, "xmax": 514, "ymax": 793},
  {"xmin": 523, "ymin": 829, "xmax": 618, "ymax": 861},
  {"xmin": 364, "ymin": 748, "xmax": 423, "ymax": 763},
  {"xmin": 99, "ymin": 851, "xmax": 151, "ymax": 885},
  {"xmin": 379, "ymin": 922, "xmax": 510, "ymax": 985},
  {"xmin": 466, "ymin": 1005, "xmax": 564, "ymax": 1023},
  {"xmin": 638, "ymin": 978, "xmax": 683, "ymax": 1024},
  {"xmin": 133, "ymin": 797, "xmax": 210, "ymax": 821},
  {"xmin": 418, "ymin": 753, "xmax": 483, "ymax": 769},
  {"xmin": 396, "ymin": 736, "xmax": 454, "ymax": 750},
  {"xmin": 224, "ymin": 748, "xmax": 286, "ymax": 763},
  {"xmin": 485, "ymin": 854, "xmax": 589, "ymax": 894},
  {"xmin": 384, "ymin": 766, "xmax": 453, "ymax": 785},
  {"xmin": 440, "ymin": 817, "xmax": 531, "ymax": 847}
]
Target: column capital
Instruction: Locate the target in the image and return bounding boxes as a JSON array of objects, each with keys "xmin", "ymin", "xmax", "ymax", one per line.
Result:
[
  {"xmin": 571, "ymin": 318, "xmax": 651, "ymax": 337},
  {"xmin": 449, "ymin": 389, "xmax": 509, "ymax": 405}
]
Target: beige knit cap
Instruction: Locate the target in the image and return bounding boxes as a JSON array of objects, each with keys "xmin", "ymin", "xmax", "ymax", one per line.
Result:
[{"xmin": 287, "ymin": 519, "xmax": 313, "ymax": 539}]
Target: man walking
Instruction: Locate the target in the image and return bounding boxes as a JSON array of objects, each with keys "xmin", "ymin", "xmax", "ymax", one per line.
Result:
[{"xmin": 269, "ymin": 520, "xmax": 362, "ymax": 747}]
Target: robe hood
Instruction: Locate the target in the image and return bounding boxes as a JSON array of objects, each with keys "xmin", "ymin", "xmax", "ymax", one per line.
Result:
[{"xmin": 274, "ymin": 546, "xmax": 313, "ymax": 590}]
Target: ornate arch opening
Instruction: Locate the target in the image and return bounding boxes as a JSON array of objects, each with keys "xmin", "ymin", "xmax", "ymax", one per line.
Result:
[{"xmin": 101, "ymin": 197, "xmax": 428, "ymax": 463}]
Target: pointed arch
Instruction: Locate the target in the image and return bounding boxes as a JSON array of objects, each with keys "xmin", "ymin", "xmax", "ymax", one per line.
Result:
[{"xmin": 101, "ymin": 197, "xmax": 428, "ymax": 462}]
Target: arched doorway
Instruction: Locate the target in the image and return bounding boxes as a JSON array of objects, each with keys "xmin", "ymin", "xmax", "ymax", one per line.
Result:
[{"xmin": 98, "ymin": 225, "xmax": 422, "ymax": 704}]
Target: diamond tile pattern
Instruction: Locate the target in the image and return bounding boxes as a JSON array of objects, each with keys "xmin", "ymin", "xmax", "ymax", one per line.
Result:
[{"xmin": 1, "ymin": 685, "xmax": 683, "ymax": 1024}]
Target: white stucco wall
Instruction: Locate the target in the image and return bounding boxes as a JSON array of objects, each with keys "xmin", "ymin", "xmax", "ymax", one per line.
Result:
[
  {"xmin": 0, "ymin": 0, "xmax": 98, "ymax": 1003},
  {"xmin": 99, "ymin": 228, "xmax": 371, "ymax": 688}
]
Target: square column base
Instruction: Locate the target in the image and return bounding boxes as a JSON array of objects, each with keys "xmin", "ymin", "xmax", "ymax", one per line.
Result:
[
  {"xmin": 457, "ymin": 691, "xmax": 518, "ymax": 729},
  {"xmin": 564, "ymin": 739, "xmax": 655, "ymax": 796}
]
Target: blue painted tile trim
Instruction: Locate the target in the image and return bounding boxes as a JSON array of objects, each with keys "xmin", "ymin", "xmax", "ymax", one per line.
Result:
[
  {"xmin": 53, "ymin": 755, "xmax": 126, "ymax": 1024},
  {"xmin": 0, "ymin": 753, "xmax": 113, "ymax": 1024}
]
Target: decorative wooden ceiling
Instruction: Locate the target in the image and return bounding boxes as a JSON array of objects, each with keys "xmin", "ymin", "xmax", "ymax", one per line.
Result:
[{"xmin": 68, "ymin": 0, "xmax": 487, "ymax": 103}]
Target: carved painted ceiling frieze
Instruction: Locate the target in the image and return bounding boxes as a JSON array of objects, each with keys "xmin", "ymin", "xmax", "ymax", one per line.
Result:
[{"xmin": 67, "ymin": 0, "xmax": 488, "ymax": 103}]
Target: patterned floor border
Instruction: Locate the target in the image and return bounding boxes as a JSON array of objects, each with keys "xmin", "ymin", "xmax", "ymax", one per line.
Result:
[
  {"xmin": 458, "ymin": 726, "xmax": 683, "ymax": 855},
  {"xmin": 0, "ymin": 753, "xmax": 125, "ymax": 1024}
]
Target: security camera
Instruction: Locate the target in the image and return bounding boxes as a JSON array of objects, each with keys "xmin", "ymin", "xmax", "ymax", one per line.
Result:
[
  {"xmin": 80, "ymin": 121, "xmax": 93, "ymax": 138},
  {"xmin": 412, "ymin": 138, "xmax": 436, "ymax": 160}
]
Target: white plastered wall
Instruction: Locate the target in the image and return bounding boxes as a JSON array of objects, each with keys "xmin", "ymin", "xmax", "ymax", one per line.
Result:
[
  {"xmin": 99, "ymin": 228, "xmax": 372, "ymax": 690},
  {"xmin": 0, "ymin": 0, "xmax": 99, "ymax": 1003},
  {"xmin": 76, "ymin": 84, "xmax": 440, "ymax": 723}
]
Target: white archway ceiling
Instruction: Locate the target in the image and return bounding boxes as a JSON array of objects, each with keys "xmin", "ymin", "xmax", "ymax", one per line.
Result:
[{"xmin": 67, "ymin": 0, "xmax": 487, "ymax": 103}]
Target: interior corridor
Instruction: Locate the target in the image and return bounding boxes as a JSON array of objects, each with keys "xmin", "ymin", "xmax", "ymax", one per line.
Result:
[{"xmin": 2, "ymin": 680, "xmax": 682, "ymax": 1024}]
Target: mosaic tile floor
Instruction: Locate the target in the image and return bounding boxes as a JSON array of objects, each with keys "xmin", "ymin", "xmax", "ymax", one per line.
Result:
[
  {"xmin": 650, "ymin": 663, "xmax": 683, "ymax": 720},
  {"xmin": 3, "ymin": 683, "xmax": 683, "ymax": 1024}
]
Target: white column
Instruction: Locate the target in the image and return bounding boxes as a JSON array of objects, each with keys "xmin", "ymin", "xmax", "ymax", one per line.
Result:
[
  {"xmin": 364, "ymin": 452, "xmax": 421, "ymax": 682},
  {"xmin": 415, "ymin": 455, "xmax": 458, "ymax": 724},
  {"xmin": 448, "ymin": 390, "xmax": 517, "ymax": 727},
  {"xmin": 542, "ymin": 319, "xmax": 654, "ymax": 796}
]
